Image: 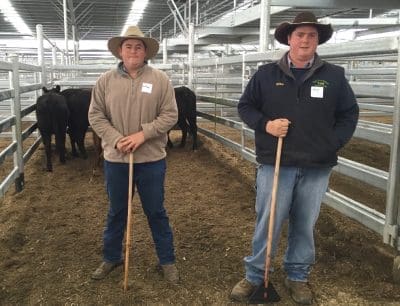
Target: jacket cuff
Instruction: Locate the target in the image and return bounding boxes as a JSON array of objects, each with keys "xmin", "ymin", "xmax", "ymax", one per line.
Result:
[
  {"xmin": 256, "ymin": 117, "xmax": 269, "ymax": 133},
  {"xmin": 141, "ymin": 123, "xmax": 155, "ymax": 140}
]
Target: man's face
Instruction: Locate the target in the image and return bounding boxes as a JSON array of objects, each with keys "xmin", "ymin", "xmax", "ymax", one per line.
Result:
[
  {"xmin": 118, "ymin": 38, "xmax": 147, "ymax": 68},
  {"xmin": 287, "ymin": 25, "xmax": 319, "ymax": 61}
]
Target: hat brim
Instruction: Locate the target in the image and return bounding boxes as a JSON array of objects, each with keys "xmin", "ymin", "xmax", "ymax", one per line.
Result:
[
  {"xmin": 274, "ymin": 22, "xmax": 333, "ymax": 45},
  {"xmin": 107, "ymin": 36, "xmax": 159, "ymax": 60}
]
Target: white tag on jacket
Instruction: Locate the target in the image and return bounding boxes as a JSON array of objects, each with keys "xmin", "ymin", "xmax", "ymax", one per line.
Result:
[
  {"xmin": 310, "ymin": 86, "xmax": 323, "ymax": 98},
  {"xmin": 142, "ymin": 82, "xmax": 153, "ymax": 94}
]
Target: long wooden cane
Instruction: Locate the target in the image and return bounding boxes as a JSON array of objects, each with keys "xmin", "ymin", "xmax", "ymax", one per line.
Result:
[
  {"xmin": 264, "ymin": 137, "xmax": 283, "ymax": 298},
  {"xmin": 249, "ymin": 138, "xmax": 283, "ymax": 303},
  {"xmin": 124, "ymin": 152, "xmax": 134, "ymax": 291}
]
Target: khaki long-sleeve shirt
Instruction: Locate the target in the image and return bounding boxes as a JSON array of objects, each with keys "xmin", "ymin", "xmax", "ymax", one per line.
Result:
[{"xmin": 88, "ymin": 63, "xmax": 178, "ymax": 163}]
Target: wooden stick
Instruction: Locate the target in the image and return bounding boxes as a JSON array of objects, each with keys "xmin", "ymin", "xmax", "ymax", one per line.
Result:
[
  {"xmin": 264, "ymin": 137, "xmax": 283, "ymax": 293},
  {"xmin": 124, "ymin": 152, "xmax": 134, "ymax": 291}
]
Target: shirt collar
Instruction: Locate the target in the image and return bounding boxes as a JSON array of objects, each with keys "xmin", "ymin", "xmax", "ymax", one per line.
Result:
[
  {"xmin": 118, "ymin": 61, "xmax": 146, "ymax": 77},
  {"xmin": 287, "ymin": 54, "xmax": 314, "ymax": 68}
]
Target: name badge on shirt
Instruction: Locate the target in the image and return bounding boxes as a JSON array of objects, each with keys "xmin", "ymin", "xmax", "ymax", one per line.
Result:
[
  {"xmin": 310, "ymin": 86, "xmax": 324, "ymax": 98},
  {"xmin": 142, "ymin": 82, "xmax": 153, "ymax": 94}
]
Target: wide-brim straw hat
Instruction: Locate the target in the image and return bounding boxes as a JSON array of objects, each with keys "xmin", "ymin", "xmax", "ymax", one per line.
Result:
[
  {"xmin": 274, "ymin": 12, "xmax": 333, "ymax": 45},
  {"xmin": 107, "ymin": 26, "xmax": 159, "ymax": 60}
]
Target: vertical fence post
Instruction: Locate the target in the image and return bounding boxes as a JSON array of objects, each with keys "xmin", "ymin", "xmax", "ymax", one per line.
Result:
[
  {"xmin": 163, "ymin": 38, "xmax": 168, "ymax": 65},
  {"xmin": 188, "ymin": 22, "xmax": 194, "ymax": 89},
  {"xmin": 385, "ymin": 36, "xmax": 400, "ymax": 251},
  {"xmin": 259, "ymin": 0, "xmax": 271, "ymax": 53},
  {"xmin": 36, "ymin": 24, "xmax": 46, "ymax": 87},
  {"xmin": 241, "ymin": 52, "xmax": 246, "ymax": 150},
  {"xmin": 50, "ymin": 45, "xmax": 57, "ymax": 85},
  {"xmin": 213, "ymin": 57, "xmax": 218, "ymax": 134},
  {"xmin": 8, "ymin": 55, "xmax": 24, "ymax": 192}
]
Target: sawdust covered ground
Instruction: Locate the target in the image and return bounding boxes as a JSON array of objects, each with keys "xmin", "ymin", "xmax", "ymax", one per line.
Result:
[{"xmin": 0, "ymin": 131, "xmax": 399, "ymax": 305}]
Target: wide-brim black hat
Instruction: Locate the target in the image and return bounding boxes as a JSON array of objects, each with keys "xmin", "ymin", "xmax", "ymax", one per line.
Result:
[{"xmin": 274, "ymin": 12, "xmax": 333, "ymax": 45}]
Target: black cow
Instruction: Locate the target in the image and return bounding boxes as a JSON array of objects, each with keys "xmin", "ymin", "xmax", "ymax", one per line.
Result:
[
  {"xmin": 36, "ymin": 85, "xmax": 69, "ymax": 172},
  {"xmin": 60, "ymin": 88, "xmax": 91, "ymax": 159},
  {"xmin": 167, "ymin": 86, "xmax": 198, "ymax": 150}
]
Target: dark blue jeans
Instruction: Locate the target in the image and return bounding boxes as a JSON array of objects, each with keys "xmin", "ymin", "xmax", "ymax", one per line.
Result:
[{"xmin": 103, "ymin": 158, "xmax": 175, "ymax": 265}]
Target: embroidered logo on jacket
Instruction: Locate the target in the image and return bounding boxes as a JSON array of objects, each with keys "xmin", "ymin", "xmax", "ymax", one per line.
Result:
[
  {"xmin": 275, "ymin": 82, "xmax": 285, "ymax": 86},
  {"xmin": 312, "ymin": 79, "xmax": 329, "ymax": 88}
]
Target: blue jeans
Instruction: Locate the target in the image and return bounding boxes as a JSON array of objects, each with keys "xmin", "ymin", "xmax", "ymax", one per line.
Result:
[
  {"xmin": 244, "ymin": 165, "xmax": 331, "ymax": 284},
  {"xmin": 102, "ymin": 158, "xmax": 175, "ymax": 265}
]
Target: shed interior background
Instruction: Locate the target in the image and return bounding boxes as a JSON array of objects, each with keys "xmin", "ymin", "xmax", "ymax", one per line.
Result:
[{"xmin": 1, "ymin": 1, "xmax": 400, "ymax": 303}]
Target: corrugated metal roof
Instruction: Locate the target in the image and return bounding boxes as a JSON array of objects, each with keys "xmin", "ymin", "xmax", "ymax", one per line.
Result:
[{"xmin": 1, "ymin": 0, "xmax": 395, "ymax": 42}]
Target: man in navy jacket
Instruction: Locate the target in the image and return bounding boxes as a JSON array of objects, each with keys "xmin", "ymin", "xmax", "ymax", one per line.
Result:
[{"xmin": 231, "ymin": 12, "xmax": 359, "ymax": 304}]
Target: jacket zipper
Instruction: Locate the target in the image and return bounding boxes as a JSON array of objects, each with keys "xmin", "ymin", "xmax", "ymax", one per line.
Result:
[{"xmin": 297, "ymin": 86, "xmax": 300, "ymax": 103}]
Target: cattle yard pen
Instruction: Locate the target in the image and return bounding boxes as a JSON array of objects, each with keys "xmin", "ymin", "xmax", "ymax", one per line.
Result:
[{"xmin": 0, "ymin": 25, "xmax": 400, "ymax": 277}]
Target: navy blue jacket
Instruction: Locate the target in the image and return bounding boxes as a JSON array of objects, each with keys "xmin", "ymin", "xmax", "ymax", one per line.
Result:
[{"xmin": 238, "ymin": 52, "xmax": 359, "ymax": 167}]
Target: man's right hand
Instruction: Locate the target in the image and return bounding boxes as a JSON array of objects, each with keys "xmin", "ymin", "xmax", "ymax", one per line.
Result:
[
  {"xmin": 116, "ymin": 131, "xmax": 145, "ymax": 153},
  {"xmin": 266, "ymin": 118, "xmax": 291, "ymax": 137}
]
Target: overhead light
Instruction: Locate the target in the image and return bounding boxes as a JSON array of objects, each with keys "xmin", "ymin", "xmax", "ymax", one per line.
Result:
[
  {"xmin": 120, "ymin": 0, "xmax": 149, "ymax": 35},
  {"xmin": 0, "ymin": 0, "xmax": 32, "ymax": 36}
]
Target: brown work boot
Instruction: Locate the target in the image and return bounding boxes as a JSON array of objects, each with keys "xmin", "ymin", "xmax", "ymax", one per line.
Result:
[
  {"xmin": 91, "ymin": 261, "xmax": 123, "ymax": 280},
  {"xmin": 161, "ymin": 263, "xmax": 179, "ymax": 284},
  {"xmin": 230, "ymin": 278, "xmax": 257, "ymax": 302},
  {"xmin": 284, "ymin": 278, "xmax": 313, "ymax": 304}
]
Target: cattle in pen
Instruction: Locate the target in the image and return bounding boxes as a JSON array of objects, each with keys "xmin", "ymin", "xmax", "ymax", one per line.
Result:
[
  {"xmin": 60, "ymin": 88, "xmax": 92, "ymax": 159},
  {"xmin": 167, "ymin": 86, "xmax": 198, "ymax": 150},
  {"xmin": 36, "ymin": 85, "xmax": 69, "ymax": 172}
]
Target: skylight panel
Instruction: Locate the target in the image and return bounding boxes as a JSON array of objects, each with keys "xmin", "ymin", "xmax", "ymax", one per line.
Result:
[
  {"xmin": 120, "ymin": 0, "xmax": 149, "ymax": 35},
  {"xmin": 0, "ymin": 0, "xmax": 32, "ymax": 35}
]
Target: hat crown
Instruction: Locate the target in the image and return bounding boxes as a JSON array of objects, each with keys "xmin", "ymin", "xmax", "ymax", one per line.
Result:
[
  {"xmin": 273, "ymin": 11, "xmax": 333, "ymax": 45},
  {"xmin": 107, "ymin": 25, "xmax": 159, "ymax": 60},
  {"xmin": 123, "ymin": 26, "xmax": 145, "ymax": 38},
  {"xmin": 292, "ymin": 12, "xmax": 318, "ymax": 24}
]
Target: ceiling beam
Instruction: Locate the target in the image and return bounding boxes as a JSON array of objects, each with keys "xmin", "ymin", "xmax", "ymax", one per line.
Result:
[
  {"xmin": 76, "ymin": 4, "xmax": 94, "ymax": 24},
  {"xmin": 320, "ymin": 17, "xmax": 400, "ymax": 26},
  {"xmin": 355, "ymin": 25, "xmax": 400, "ymax": 37},
  {"xmin": 211, "ymin": 5, "xmax": 291, "ymax": 28},
  {"xmin": 67, "ymin": 0, "xmax": 76, "ymax": 25},
  {"xmin": 196, "ymin": 27, "xmax": 260, "ymax": 38},
  {"xmin": 51, "ymin": 1, "xmax": 71, "ymax": 24},
  {"xmin": 269, "ymin": 0, "xmax": 399, "ymax": 9},
  {"xmin": 167, "ymin": 36, "xmax": 242, "ymax": 46},
  {"xmin": 73, "ymin": 0, "xmax": 86, "ymax": 12},
  {"xmin": 196, "ymin": 37, "xmax": 242, "ymax": 45}
]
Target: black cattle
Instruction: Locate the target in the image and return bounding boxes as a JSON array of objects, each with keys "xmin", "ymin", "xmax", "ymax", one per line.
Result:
[
  {"xmin": 167, "ymin": 86, "xmax": 198, "ymax": 150},
  {"xmin": 36, "ymin": 85, "xmax": 69, "ymax": 172},
  {"xmin": 92, "ymin": 131, "xmax": 103, "ymax": 168},
  {"xmin": 60, "ymin": 88, "xmax": 91, "ymax": 159}
]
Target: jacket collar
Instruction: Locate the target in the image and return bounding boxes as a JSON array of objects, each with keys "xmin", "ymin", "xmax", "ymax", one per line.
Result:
[{"xmin": 277, "ymin": 51, "xmax": 324, "ymax": 82}]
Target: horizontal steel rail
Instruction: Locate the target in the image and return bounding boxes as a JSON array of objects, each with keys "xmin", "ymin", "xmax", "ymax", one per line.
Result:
[
  {"xmin": 355, "ymin": 120, "xmax": 392, "ymax": 145},
  {"xmin": 0, "ymin": 116, "xmax": 15, "ymax": 133},
  {"xmin": 0, "ymin": 167, "xmax": 19, "ymax": 198},
  {"xmin": 197, "ymin": 110, "xmax": 388, "ymax": 237},
  {"xmin": 197, "ymin": 104, "xmax": 388, "ymax": 190},
  {"xmin": 0, "ymin": 141, "xmax": 16, "ymax": 165},
  {"xmin": 0, "ymin": 89, "xmax": 14, "ymax": 101},
  {"xmin": 358, "ymin": 103, "xmax": 393, "ymax": 113},
  {"xmin": 336, "ymin": 157, "xmax": 388, "ymax": 190},
  {"xmin": 23, "ymin": 137, "xmax": 41, "ymax": 164},
  {"xmin": 324, "ymin": 190, "xmax": 386, "ymax": 236}
]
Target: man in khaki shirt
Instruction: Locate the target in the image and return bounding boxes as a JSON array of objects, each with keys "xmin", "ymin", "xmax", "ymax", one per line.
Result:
[{"xmin": 89, "ymin": 26, "xmax": 179, "ymax": 283}]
